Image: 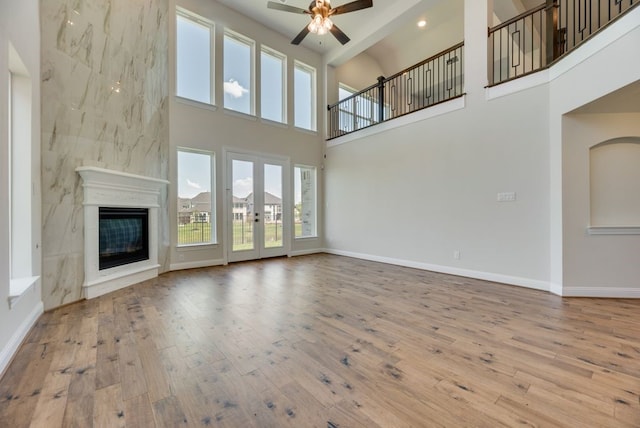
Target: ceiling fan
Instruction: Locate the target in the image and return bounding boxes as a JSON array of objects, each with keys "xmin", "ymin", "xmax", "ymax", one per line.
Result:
[{"xmin": 267, "ymin": 0, "xmax": 373, "ymax": 45}]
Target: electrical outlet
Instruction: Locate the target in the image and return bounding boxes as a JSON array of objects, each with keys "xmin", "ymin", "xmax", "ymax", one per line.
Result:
[{"xmin": 453, "ymin": 250, "xmax": 460, "ymax": 260}]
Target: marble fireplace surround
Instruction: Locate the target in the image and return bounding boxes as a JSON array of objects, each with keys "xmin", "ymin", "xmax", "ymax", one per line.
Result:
[{"xmin": 76, "ymin": 166, "xmax": 169, "ymax": 299}]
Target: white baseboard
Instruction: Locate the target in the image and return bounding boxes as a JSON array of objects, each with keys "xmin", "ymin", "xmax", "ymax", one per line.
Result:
[
  {"xmin": 323, "ymin": 249, "xmax": 550, "ymax": 292},
  {"xmin": 0, "ymin": 301, "xmax": 44, "ymax": 378},
  {"xmin": 560, "ymin": 287, "xmax": 640, "ymax": 298},
  {"xmin": 288, "ymin": 248, "xmax": 324, "ymax": 257},
  {"xmin": 550, "ymin": 282, "xmax": 564, "ymax": 296},
  {"xmin": 170, "ymin": 258, "xmax": 225, "ymax": 271}
]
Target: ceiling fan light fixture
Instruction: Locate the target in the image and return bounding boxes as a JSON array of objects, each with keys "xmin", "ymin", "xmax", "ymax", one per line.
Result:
[{"xmin": 308, "ymin": 14, "xmax": 332, "ymax": 35}]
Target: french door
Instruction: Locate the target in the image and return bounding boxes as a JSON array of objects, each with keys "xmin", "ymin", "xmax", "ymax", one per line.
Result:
[{"xmin": 226, "ymin": 151, "xmax": 289, "ymax": 262}]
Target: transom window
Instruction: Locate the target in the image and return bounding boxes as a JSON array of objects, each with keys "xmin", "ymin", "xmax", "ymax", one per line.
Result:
[
  {"xmin": 261, "ymin": 46, "xmax": 286, "ymax": 123},
  {"xmin": 176, "ymin": 9, "xmax": 214, "ymax": 105},
  {"xmin": 224, "ymin": 31, "xmax": 254, "ymax": 115},
  {"xmin": 294, "ymin": 61, "xmax": 316, "ymax": 131}
]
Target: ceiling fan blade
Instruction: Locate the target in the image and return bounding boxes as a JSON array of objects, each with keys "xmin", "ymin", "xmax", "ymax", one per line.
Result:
[
  {"xmin": 330, "ymin": 24, "xmax": 350, "ymax": 45},
  {"xmin": 267, "ymin": 1, "xmax": 310, "ymax": 14},
  {"xmin": 330, "ymin": 0, "xmax": 372, "ymax": 16},
  {"xmin": 291, "ymin": 26, "xmax": 311, "ymax": 45}
]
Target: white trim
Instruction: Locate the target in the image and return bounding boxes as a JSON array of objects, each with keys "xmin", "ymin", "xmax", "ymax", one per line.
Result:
[
  {"xmin": 587, "ymin": 226, "xmax": 640, "ymax": 235},
  {"xmin": 323, "ymin": 249, "xmax": 550, "ymax": 292},
  {"xmin": 170, "ymin": 258, "xmax": 225, "ymax": 271},
  {"xmin": 550, "ymin": 282, "xmax": 564, "ymax": 296},
  {"xmin": 561, "ymin": 287, "xmax": 640, "ymax": 298},
  {"xmin": 327, "ymin": 96, "xmax": 466, "ymax": 148},
  {"xmin": 9, "ymin": 276, "xmax": 39, "ymax": 308},
  {"xmin": 175, "ymin": 96, "xmax": 217, "ymax": 112},
  {"xmin": 0, "ymin": 302, "xmax": 43, "ymax": 378},
  {"xmin": 223, "ymin": 108, "xmax": 258, "ymax": 121},
  {"xmin": 288, "ymin": 248, "xmax": 324, "ymax": 257},
  {"xmin": 486, "ymin": 70, "xmax": 549, "ymax": 100}
]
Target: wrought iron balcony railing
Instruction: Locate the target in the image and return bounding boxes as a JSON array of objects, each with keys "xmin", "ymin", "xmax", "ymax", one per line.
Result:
[
  {"xmin": 327, "ymin": 42, "xmax": 464, "ymax": 140},
  {"xmin": 489, "ymin": 0, "xmax": 638, "ymax": 86}
]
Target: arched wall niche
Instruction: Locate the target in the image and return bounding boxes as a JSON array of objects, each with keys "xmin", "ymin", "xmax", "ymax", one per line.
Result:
[{"xmin": 589, "ymin": 137, "xmax": 640, "ymax": 227}]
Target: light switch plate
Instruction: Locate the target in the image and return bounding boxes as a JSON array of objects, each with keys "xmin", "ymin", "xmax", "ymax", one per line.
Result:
[{"xmin": 497, "ymin": 192, "xmax": 516, "ymax": 202}]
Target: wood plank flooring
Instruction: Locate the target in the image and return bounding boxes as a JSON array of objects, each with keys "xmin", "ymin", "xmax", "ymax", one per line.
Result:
[{"xmin": 1, "ymin": 254, "xmax": 639, "ymax": 427}]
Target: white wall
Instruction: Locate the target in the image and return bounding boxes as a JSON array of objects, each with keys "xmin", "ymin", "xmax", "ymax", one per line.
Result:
[
  {"xmin": 549, "ymin": 7, "xmax": 640, "ymax": 295},
  {"xmin": 334, "ymin": 52, "xmax": 385, "ymax": 94},
  {"xmin": 325, "ymin": 0, "xmax": 551, "ymax": 290},
  {"xmin": 0, "ymin": 0, "xmax": 44, "ymax": 376},
  {"xmin": 169, "ymin": 0, "xmax": 325, "ymax": 269},
  {"xmin": 325, "ymin": 1, "xmax": 640, "ymax": 296}
]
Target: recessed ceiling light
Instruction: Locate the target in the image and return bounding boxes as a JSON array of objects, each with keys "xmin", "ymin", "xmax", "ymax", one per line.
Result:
[{"xmin": 417, "ymin": 20, "xmax": 427, "ymax": 28}]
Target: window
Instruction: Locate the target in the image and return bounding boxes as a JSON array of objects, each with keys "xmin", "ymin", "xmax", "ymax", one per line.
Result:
[
  {"xmin": 261, "ymin": 46, "xmax": 286, "ymax": 123},
  {"xmin": 294, "ymin": 166, "xmax": 317, "ymax": 238},
  {"xmin": 176, "ymin": 8, "xmax": 213, "ymax": 104},
  {"xmin": 224, "ymin": 31, "xmax": 254, "ymax": 115},
  {"xmin": 177, "ymin": 149, "xmax": 215, "ymax": 246},
  {"xmin": 338, "ymin": 83, "xmax": 380, "ymax": 133},
  {"xmin": 8, "ymin": 43, "xmax": 37, "ymax": 303},
  {"xmin": 294, "ymin": 61, "xmax": 316, "ymax": 131}
]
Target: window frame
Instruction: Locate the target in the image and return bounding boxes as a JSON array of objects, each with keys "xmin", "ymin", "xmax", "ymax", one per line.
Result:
[
  {"xmin": 175, "ymin": 7, "xmax": 215, "ymax": 106},
  {"xmin": 8, "ymin": 43, "xmax": 39, "ymax": 306},
  {"xmin": 294, "ymin": 164, "xmax": 317, "ymax": 239},
  {"xmin": 223, "ymin": 29, "xmax": 256, "ymax": 116},
  {"xmin": 294, "ymin": 60, "xmax": 317, "ymax": 131},
  {"xmin": 176, "ymin": 148, "xmax": 217, "ymax": 247},
  {"xmin": 260, "ymin": 45, "xmax": 287, "ymax": 124}
]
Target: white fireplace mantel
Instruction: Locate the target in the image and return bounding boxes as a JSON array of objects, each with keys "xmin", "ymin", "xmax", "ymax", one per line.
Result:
[{"xmin": 76, "ymin": 166, "xmax": 169, "ymax": 299}]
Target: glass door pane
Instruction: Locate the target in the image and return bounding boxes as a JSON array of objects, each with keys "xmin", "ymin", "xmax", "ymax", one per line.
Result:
[
  {"xmin": 232, "ymin": 159, "xmax": 255, "ymax": 252},
  {"xmin": 263, "ymin": 163, "xmax": 283, "ymax": 249}
]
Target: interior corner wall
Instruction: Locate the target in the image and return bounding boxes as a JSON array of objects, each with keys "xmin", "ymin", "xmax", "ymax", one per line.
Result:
[
  {"xmin": 562, "ymin": 113, "xmax": 640, "ymax": 291},
  {"xmin": 324, "ymin": 83, "xmax": 551, "ymax": 287},
  {"xmin": 0, "ymin": 0, "xmax": 44, "ymax": 376},
  {"xmin": 40, "ymin": 0, "xmax": 170, "ymax": 310}
]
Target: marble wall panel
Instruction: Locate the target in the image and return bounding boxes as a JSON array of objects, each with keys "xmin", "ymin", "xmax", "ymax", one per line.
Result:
[{"xmin": 40, "ymin": 0, "xmax": 169, "ymax": 309}]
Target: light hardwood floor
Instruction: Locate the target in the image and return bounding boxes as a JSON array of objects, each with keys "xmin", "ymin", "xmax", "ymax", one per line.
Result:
[{"xmin": 1, "ymin": 254, "xmax": 639, "ymax": 427}]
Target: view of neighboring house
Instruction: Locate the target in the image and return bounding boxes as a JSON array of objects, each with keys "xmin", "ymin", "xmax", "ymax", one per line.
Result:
[
  {"xmin": 178, "ymin": 192, "xmax": 211, "ymax": 224},
  {"xmin": 244, "ymin": 192, "xmax": 283, "ymax": 223},
  {"xmin": 179, "ymin": 191, "xmax": 283, "ymax": 224}
]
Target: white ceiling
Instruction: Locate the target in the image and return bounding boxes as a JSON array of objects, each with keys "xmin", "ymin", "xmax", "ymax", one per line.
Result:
[
  {"xmin": 214, "ymin": 0, "xmax": 457, "ymax": 66},
  {"xmin": 215, "ymin": 0, "xmax": 542, "ymax": 68}
]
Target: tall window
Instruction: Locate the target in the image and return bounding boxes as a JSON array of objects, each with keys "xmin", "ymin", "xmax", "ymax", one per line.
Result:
[
  {"xmin": 176, "ymin": 8, "xmax": 213, "ymax": 104},
  {"xmin": 294, "ymin": 166, "xmax": 317, "ymax": 238},
  {"xmin": 294, "ymin": 61, "xmax": 316, "ymax": 131},
  {"xmin": 8, "ymin": 43, "xmax": 36, "ymax": 301},
  {"xmin": 224, "ymin": 31, "xmax": 254, "ymax": 115},
  {"xmin": 177, "ymin": 149, "xmax": 215, "ymax": 246},
  {"xmin": 261, "ymin": 46, "xmax": 286, "ymax": 123}
]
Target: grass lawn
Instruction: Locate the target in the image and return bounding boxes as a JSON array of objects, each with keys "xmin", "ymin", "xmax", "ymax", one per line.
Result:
[{"xmin": 178, "ymin": 221, "xmax": 305, "ymax": 247}]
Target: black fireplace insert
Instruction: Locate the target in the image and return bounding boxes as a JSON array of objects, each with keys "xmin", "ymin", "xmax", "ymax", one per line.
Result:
[{"xmin": 99, "ymin": 207, "xmax": 149, "ymax": 270}]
